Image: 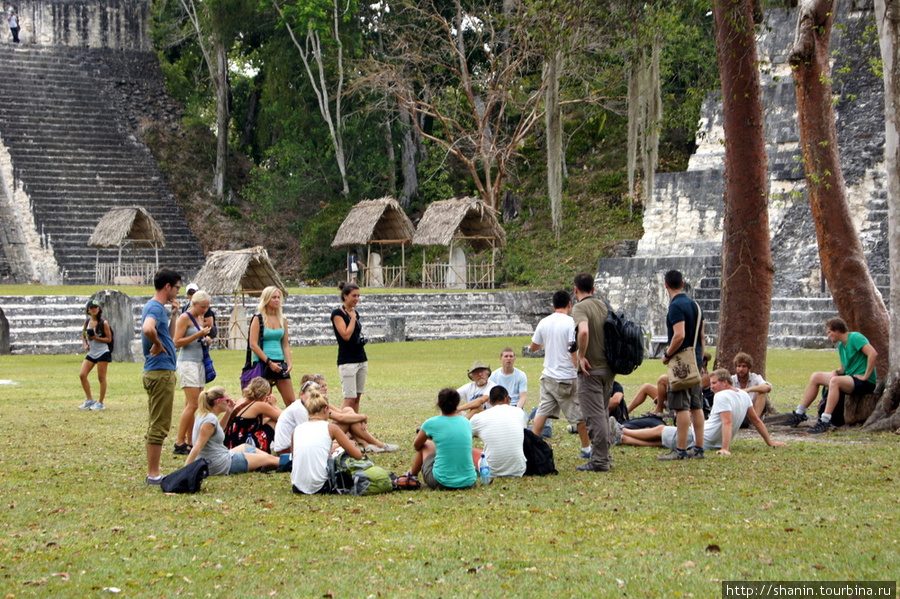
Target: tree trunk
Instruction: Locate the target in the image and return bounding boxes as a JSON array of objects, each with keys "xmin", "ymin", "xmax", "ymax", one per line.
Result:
[
  {"xmin": 864, "ymin": 0, "xmax": 900, "ymax": 430},
  {"xmin": 398, "ymin": 106, "xmax": 419, "ymax": 209},
  {"xmin": 382, "ymin": 118, "xmax": 397, "ymax": 197},
  {"xmin": 712, "ymin": 0, "xmax": 773, "ymax": 376},
  {"xmin": 545, "ymin": 51, "xmax": 563, "ymax": 236},
  {"xmin": 214, "ymin": 38, "xmax": 229, "ymax": 202},
  {"xmin": 790, "ymin": 0, "xmax": 890, "ymax": 378},
  {"xmin": 239, "ymin": 82, "xmax": 261, "ymax": 151}
]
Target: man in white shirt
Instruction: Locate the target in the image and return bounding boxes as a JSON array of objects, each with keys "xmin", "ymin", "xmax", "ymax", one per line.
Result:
[
  {"xmin": 470, "ymin": 386, "xmax": 527, "ymax": 477},
  {"xmin": 489, "ymin": 347, "xmax": 528, "ymax": 410},
  {"xmin": 731, "ymin": 352, "xmax": 774, "ymax": 422},
  {"xmin": 529, "ymin": 290, "xmax": 591, "ymax": 456},
  {"xmin": 615, "ymin": 370, "xmax": 785, "ymax": 455}
]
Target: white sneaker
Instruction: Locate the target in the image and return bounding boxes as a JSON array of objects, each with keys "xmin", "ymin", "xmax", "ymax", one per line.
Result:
[
  {"xmin": 78, "ymin": 399, "xmax": 96, "ymax": 410},
  {"xmin": 364, "ymin": 444, "xmax": 386, "ymax": 453},
  {"xmin": 90, "ymin": 402, "xmax": 106, "ymax": 411},
  {"xmin": 380, "ymin": 443, "xmax": 399, "ymax": 453}
]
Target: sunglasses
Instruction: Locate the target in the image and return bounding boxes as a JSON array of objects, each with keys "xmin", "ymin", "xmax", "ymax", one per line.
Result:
[{"xmin": 215, "ymin": 397, "xmax": 235, "ymax": 406}]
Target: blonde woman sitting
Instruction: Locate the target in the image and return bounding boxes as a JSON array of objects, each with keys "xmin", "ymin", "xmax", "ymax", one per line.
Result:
[
  {"xmin": 185, "ymin": 386, "xmax": 279, "ymax": 475},
  {"xmin": 291, "ymin": 390, "xmax": 364, "ymax": 494}
]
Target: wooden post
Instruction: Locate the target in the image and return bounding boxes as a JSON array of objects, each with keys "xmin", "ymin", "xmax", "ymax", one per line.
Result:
[{"xmin": 401, "ymin": 242, "xmax": 406, "ymax": 288}]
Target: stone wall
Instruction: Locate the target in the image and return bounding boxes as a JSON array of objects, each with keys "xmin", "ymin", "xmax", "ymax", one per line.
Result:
[{"xmin": 3, "ymin": 0, "xmax": 150, "ymax": 50}]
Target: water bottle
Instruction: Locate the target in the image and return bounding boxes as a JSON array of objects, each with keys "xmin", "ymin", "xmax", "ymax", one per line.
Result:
[
  {"xmin": 245, "ymin": 435, "xmax": 257, "ymax": 453},
  {"xmin": 478, "ymin": 453, "xmax": 491, "ymax": 485}
]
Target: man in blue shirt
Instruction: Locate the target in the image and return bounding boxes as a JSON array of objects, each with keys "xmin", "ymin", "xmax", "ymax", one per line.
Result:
[
  {"xmin": 142, "ymin": 268, "xmax": 182, "ymax": 485},
  {"xmin": 785, "ymin": 317, "xmax": 877, "ymax": 434},
  {"xmin": 489, "ymin": 347, "xmax": 528, "ymax": 411}
]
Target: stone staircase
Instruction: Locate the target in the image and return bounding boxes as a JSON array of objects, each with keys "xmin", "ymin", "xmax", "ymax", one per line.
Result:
[
  {"xmin": 0, "ymin": 46, "xmax": 204, "ymax": 284},
  {"xmin": 0, "ymin": 291, "xmax": 546, "ymax": 356}
]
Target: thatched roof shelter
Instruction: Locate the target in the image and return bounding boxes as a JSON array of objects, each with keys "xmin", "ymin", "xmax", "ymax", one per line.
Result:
[
  {"xmin": 190, "ymin": 246, "xmax": 286, "ymax": 298},
  {"xmin": 331, "ymin": 197, "xmax": 416, "ymax": 248},
  {"xmin": 412, "ymin": 197, "xmax": 506, "ymax": 252},
  {"xmin": 88, "ymin": 207, "xmax": 165, "ymax": 249}
]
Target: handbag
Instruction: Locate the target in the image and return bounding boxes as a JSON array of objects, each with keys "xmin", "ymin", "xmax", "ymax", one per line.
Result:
[
  {"xmin": 239, "ymin": 314, "xmax": 265, "ymax": 389},
  {"xmin": 187, "ymin": 313, "xmax": 216, "ymax": 384},
  {"xmin": 666, "ymin": 302, "xmax": 703, "ymax": 392},
  {"xmin": 160, "ymin": 458, "xmax": 209, "ymax": 493}
]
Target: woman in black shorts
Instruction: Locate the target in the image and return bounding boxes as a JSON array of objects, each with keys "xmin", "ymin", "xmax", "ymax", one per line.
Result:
[{"xmin": 78, "ymin": 299, "xmax": 112, "ymax": 411}]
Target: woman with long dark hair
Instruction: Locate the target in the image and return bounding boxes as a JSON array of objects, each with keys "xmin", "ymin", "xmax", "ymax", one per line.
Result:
[
  {"xmin": 78, "ymin": 299, "xmax": 113, "ymax": 411},
  {"xmin": 331, "ymin": 282, "xmax": 367, "ymax": 412}
]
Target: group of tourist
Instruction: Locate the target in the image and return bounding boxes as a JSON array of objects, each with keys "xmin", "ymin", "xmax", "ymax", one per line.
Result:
[{"xmin": 77, "ymin": 266, "xmax": 876, "ymax": 490}]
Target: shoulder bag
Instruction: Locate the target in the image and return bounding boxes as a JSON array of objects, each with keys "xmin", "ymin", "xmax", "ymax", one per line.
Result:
[{"xmin": 239, "ymin": 314, "xmax": 266, "ymax": 389}]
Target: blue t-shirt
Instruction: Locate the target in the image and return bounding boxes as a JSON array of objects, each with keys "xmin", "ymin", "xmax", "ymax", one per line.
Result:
[
  {"xmin": 421, "ymin": 414, "xmax": 476, "ymax": 489},
  {"xmin": 838, "ymin": 331, "xmax": 876, "ymax": 384},
  {"xmin": 666, "ymin": 292, "xmax": 704, "ymax": 365},
  {"xmin": 489, "ymin": 368, "xmax": 528, "ymax": 407},
  {"xmin": 142, "ymin": 299, "xmax": 177, "ymax": 372}
]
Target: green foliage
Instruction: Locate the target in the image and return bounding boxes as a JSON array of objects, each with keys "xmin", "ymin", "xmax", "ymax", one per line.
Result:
[{"xmin": 300, "ymin": 198, "xmax": 355, "ymax": 281}]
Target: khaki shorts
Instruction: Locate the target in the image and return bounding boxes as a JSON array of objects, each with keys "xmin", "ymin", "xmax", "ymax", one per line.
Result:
[
  {"xmin": 177, "ymin": 360, "xmax": 205, "ymax": 388},
  {"xmin": 338, "ymin": 361, "xmax": 368, "ymax": 398},
  {"xmin": 535, "ymin": 377, "xmax": 583, "ymax": 424}
]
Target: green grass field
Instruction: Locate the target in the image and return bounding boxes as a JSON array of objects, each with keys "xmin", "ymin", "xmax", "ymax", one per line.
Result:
[{"xmin": 1, "ymin": 339, "xmax": 898, "ymax": 598}]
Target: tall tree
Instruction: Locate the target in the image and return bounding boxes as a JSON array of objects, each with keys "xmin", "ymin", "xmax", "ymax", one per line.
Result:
[
  {"xmin": 865, "ymin": 0, "xmax": 900, "ymax": 431},
  {"xmin": 711, "ymin": 0, "xmax": 773, "ymax": 375},
  {"xmin": 273, "ymin": 0, "xmax": 354, "ymax": 196},
  {"xmin": 177, "ymin": 0, "xmax": 247, "ymax": 201},
  {"xmin": 790, "ymin": 0, "xmax": 890, "ymax": 377}
]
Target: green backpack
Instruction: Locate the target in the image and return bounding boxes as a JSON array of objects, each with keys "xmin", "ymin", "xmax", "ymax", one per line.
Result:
[{"xmin": 335, "ymin": 454, "xmax": 394, "ymax": 495}]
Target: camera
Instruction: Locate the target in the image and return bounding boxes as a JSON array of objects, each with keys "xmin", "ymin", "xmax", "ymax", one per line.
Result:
[
  {"xmin": 278, "ymin": 362, "xmax": 289, "ymax": 373},
  {"xmin": 357, "ymin": 335, "xmax": 368, "ymax": 346},
  {"xmin": 568, "ymin": 339, "xmax": 577, "ymax": 354},
  {"xmin": 86, "ymin": 328, "xmax": 95, "ymax": 338}
]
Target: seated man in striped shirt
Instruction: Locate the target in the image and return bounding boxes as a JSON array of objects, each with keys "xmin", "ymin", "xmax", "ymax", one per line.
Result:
[{"xmin": 470, "ymin": 386, "xmax": 527, "ymax": 477}]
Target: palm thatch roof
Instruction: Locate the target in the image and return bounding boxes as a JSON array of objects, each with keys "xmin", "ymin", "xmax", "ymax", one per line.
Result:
[
  {"xmin": 87, "ymin": 207, "xmax": 166, "ymax": 249},
  {"xmin": 412, "ymin": 197, "xmax": 506, "ymax": 252},
  {"xmin": 331, "ymin": 196, "xmax": 416, "ymax": 248},
  {"xmin": 189, "ymin": 247, "xmax": 286, "ymax": 297}
]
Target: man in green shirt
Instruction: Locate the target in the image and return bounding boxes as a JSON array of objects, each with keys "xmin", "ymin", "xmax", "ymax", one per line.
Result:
[
  {"xmin": 571, "ymin": 273, "xmax": 614, "ymax": 472},
  {"xmin": 785, "ymin": 317, "xmax": 878, "ymax": 434}
]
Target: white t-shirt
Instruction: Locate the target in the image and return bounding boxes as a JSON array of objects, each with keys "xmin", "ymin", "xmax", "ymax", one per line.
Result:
[
  {"xmin": 489, "ymin": 368, "xmax": 528, "ymax": 407},
  {"xmin": 531, "ymin": 312, "xmax": 577, "ymax": 380},
  {"xmin": 272, "ymin": 400, "xmax": 309, "ymax": 454},
  {"xmin": 704, "ymin": 388, "xmax": 752, "ymax": 449},
  {"xmin": 457, "ymin": 380, "xmax": 496, "ymax": 408},
  {"xmin": 290, "ymin": 420, "xmax": 333, "ymax": 494},
  {"xmin": 470, "ymin": 404, "xmax": 526, "ymax": 477},
  {"xmin": 731, "ymin": 372, "xmax": 771, "ymax": 402}
]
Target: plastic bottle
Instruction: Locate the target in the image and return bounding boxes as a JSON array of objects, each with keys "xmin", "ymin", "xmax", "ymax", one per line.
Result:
[
  {"xmin": 245, "ymin": 435, "xmax": 257, "ymax": 453},
  {"xmin": 478, "ymin": 453, "xmax": 491, "ymax": 485}
]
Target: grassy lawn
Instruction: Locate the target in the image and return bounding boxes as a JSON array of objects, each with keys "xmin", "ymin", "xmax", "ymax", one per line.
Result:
[{"xmin": 1, "ymin": 339, "xmax": 898, "ymax": 598}]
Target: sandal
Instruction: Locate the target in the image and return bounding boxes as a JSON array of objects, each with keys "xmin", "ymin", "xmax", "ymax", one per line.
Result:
[{"xmin": 395, "ymin": 472, "xmax": 421, "ymax": 490}]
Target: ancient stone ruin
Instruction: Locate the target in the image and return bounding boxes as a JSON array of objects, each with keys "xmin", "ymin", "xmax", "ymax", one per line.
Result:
[{"xmin": 0, "ymin": 0, "xmax": 204, "ymax": 284}]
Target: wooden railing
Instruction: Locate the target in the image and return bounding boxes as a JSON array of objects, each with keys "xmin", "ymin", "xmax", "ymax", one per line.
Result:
[
  {"xmin": 421, "ymin": 262, "xmax": 495, "ymax": 289},
  {"xmin": 365, "ymin": 265, "xmax": 406, "ymax": 288},
  {"xmin": 95, "ymin": 262, "xmax": 155, "ymax": 285}
]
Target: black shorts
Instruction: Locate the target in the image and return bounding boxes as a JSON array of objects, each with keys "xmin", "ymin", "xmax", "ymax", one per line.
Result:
[
  {"xmin": 852, "ymin": 377, "xmax": 876, "ymax": 395},
  {"xmin": 86, "ymin": 352, "xmax": 112, "ymax": 363},
  {"xmin": 264, "ymin": 364, "xmax": 291, "ymax": 381}
]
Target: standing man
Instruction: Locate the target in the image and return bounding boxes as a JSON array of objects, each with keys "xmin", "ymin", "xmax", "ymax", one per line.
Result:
[
  {"xmin": 489, "ymin": 347, "xmax": 527, "ymax": 411},
  {"xmin": 530, "ymin": 291, "xmax": 590, "ymax": 453},
  {"xmin": 142, "ymin": 268, "xmax": 182, "ymax": 485},
  {"xmin": 571, "ymin": 273, "xmax": 614, "ymax": 472},
  {"xmin": 8, "ymin": 9, "xmax": 19, "ymax": 43},
  {"xmin": 659, "ymin": 270, "xmax": 705, "ymax": 460},
  {"xmin": 784, "ymin": 317, "xmax": 877, "ymax": 434}
]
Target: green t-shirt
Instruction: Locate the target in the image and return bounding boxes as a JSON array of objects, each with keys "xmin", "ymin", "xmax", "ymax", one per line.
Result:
[
  {"xmin": 571, "ymin": 295, "xmax": 609, "ymax": 371},
  {"xmin": 838, "ymin": 331, "xmax": 876, "ymax": 384},
  {"xmin": 421, "ymin": 414, "xmax": 476, "ymax": 488}
]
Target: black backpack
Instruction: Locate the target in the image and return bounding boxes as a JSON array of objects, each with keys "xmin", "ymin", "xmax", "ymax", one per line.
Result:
[
  {"xmin": 160, "ymin": 459, "xmax": 209, "ymax": 493},
  {"xmin": 523, "ymin": 429, "xmax": 558, "ymax": 476},
  {"xmin": 603, "ymin": 300, "xmax": 644, "ymax": 375}
]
